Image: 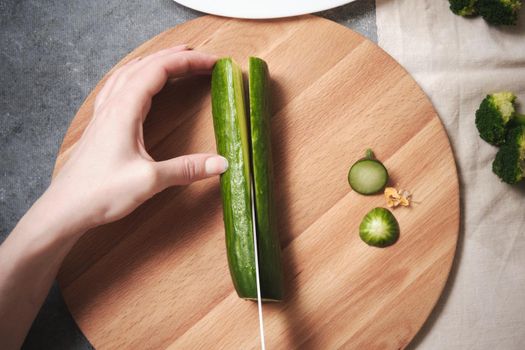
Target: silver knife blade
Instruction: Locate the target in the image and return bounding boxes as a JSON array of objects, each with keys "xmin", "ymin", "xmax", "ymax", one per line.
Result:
[{"xmin": 250, "ymin": 180, "xmax": 266, "ymax": 350}]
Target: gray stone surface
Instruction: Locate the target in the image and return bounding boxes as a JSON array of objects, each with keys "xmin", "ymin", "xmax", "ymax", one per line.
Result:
[{"xmin": 0, "ymin": 0, "xmax": 376, "ymax": 348}]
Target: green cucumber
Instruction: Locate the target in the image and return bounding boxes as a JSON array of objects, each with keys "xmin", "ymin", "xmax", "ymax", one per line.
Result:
[
  {"xmin": 211, "ymin": 58, "xmax": 256, "ymax": 299},
  {"xmin": 249, "ymin": 57, "xmax": 284, "ymax": 301},
  {"xmin": 211, "ymin": 57, "xmax": 284, "ymax": 301},
  {"xmin": 359, "ymin": 207, "xmax": 400, "ymax": 247},
  {"xmin": 348, "ymin": 149, "xmax": 389, "ymax": 195}
]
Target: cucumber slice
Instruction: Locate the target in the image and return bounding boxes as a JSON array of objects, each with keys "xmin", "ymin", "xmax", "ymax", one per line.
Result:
[
  {"xmin": 348, "ymin": 149, "xmax": 389, "ymax": 195},
  {"xmin": 211, "ymin": 58, "xmax": 256, "ymax": 299},
  {"xmin": 359, "ymin": 207, "xmax": 400, "ymax": 247},
  {"xmin": 249, "ymin": 57, "xmax": 284, "ymax": 301}
]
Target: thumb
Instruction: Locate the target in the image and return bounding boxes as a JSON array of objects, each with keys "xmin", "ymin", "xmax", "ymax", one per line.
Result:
[{"xmin": 155, "ymin": 153, "xmax": 228, "ymax": 187}]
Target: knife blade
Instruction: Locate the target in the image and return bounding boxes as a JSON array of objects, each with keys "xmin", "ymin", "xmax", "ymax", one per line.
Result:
[{"xmin": 250, "ymin": 180, "xmax": 266, "ymax": 350}]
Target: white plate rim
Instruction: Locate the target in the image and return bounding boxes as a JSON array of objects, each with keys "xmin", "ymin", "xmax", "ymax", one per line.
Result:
[{"xmin": 173, "ymin": 0, "xmax": 357, "ymax": 19}]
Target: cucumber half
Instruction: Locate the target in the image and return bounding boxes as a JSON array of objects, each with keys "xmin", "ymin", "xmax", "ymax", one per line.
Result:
[
  {"xmin": 211, "ymin": 58, "xmax": 256, "ymax": 299},
  {"xmin": 359, "ymin": 207, "xmax": 400, "ymax": 247},
  {"xmin": 211, "ymin": 57, "xmax": 283, "ymax": 301},
  {"xmin": 348, "ymin": 149, "xmax": 389, "ymax": 195},
  {"xmin": 249, "ymin": 57, "xmax": 284, "ymax": 301}
]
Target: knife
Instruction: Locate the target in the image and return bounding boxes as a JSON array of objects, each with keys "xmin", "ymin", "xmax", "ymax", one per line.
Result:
[{"xmin": 250, "ymin": 180, "xmax": 266, "ymax": 350}]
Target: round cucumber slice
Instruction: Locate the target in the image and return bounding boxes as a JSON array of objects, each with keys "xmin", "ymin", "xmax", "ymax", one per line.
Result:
[
  {"xmin": 348, "ymin": 149, "xmax": 389, "ymax": 195},
  {"xmin": 359, "ymin": 207, "xmax": 400, "ymax": 247}
]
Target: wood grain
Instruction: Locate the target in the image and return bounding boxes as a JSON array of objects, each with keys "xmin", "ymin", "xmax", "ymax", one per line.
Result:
[{"xmin": 55, "ymin": 15, "xmax": 460, "ymax": 349}]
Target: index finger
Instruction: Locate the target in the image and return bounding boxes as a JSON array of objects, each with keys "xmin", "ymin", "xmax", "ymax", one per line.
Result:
[
  {"xmin": 95, "ymin": 44, "xmax": 193, "ymax": 110},
  {"xmin": 112, "ymin": 50, "xmax": 217, "ymax": 104}
]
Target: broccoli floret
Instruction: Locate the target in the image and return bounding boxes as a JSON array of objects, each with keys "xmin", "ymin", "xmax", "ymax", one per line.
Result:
[
  {"xmin": 492, "ymin": 126, "xmax": 525, "ymax": 184},
  {"xmin": 475, "ymin": 92, "xmax": 525, "ymax": 146},
  {"xmin": 477, "ymin": 0, "xmax": 523, "ymax": 25},
  {"xmin": 450, "ymin": 0, "xmax": 478, "ymax": 16}
]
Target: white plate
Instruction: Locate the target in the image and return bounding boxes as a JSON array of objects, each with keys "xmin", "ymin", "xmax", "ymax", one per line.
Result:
[{"xmin": 173, "ymin": 0, "xmax": 356, "ymax": 19}]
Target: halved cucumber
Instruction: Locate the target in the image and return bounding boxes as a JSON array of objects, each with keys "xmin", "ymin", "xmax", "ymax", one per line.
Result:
[
  {"xmin": 249, "ymin": 57, "xmax": 284, "ymax": 301},
  {"xmin": 211, "ymin": 58, "xmax": 256, "ymax": 299},
  {"xmin": 211, "ymin": 57, "xmax": 283, "ymax": 301}
]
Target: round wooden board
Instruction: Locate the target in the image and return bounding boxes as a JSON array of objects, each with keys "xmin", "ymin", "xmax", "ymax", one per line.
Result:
[{"xmin": 55, "ymin": 15, "xmax": 460, "ymax": 349}]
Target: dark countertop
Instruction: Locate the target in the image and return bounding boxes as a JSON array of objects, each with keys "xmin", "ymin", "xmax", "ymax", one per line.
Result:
[{"xmin": 0, "ymin": 0, "xmax": 376, "ymax": 348}]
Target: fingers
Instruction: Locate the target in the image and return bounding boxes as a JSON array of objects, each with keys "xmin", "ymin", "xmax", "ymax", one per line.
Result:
[
  {"xmin": 125, "ymin": 50, "xmax": 217, "ymax": 100},
  {"xmin": 154, "ymin": 154, "xmax": 228, "ymax": 188},
  {"xmin": 94, "ymin": 45, "xmax": 217, "ymax": 114},
  {"xmin": 106, "ymin": 44, "xmax": 192, "ymax": 97}
]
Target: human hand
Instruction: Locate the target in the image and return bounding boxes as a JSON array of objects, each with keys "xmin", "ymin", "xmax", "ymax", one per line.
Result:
[{"xmin": 44, "ymin": 45, "xmax": 227, "ymax": 234}]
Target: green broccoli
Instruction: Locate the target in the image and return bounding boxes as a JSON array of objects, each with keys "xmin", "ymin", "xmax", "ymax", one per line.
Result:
[
  {"xmin": 477, "ymin": 0, "xmax": 523, "ymax": 25},
  {"xmin": 475, "ymin": 92, "xmax": 525, "ymax": 146},
  {"xmin": 449, "ymin": 0, "xmax": 478, "ymax": 16},
  {"xmin": 492, "ymin": 126, "xmax": 525, "ymax": 184}
]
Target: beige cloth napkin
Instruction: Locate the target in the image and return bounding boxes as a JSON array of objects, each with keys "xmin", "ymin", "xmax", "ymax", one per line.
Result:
[{"xmin": 375, "ymin": 1, "xmax": 525, "ymax": 349}]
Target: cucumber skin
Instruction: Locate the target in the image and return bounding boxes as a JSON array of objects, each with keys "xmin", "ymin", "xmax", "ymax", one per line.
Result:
[
  {"xmin": 249, "ymin": 57, "xmax": 284, "ymax": 301},
  {"xmin": 211, "ymin": 58, "xmax": 256, "ymax": 299}
]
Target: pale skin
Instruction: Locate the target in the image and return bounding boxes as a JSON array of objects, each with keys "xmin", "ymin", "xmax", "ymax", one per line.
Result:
[{"xmin": 0, "ymin": 46, "xmax": 227, "ymax": 349}]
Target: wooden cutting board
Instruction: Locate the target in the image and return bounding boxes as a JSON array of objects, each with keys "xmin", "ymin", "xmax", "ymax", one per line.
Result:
[{"xmin": 55, "ymin": 15, "xmax": 460, "ymax": 349}]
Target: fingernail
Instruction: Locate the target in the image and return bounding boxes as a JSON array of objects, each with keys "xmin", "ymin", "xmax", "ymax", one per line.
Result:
[{"xmin": 205, "ymin": 156, "xmax": 228, "ymax": 175}]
